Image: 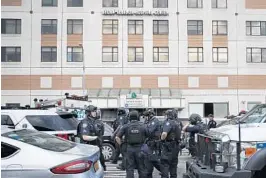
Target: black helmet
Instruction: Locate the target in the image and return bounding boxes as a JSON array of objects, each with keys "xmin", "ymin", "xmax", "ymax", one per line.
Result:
[
  {"xmin": 117, "ymin": 107, "xmax": 126, "ymax": 116},
  {"xmin": 85, "ymin": 105, "xmax": 97, "ymax": 118},
  {"xmin": 143, "ymin": 108, "xmax": 155, "ymax": 118},
  {"xmin": 189, "ymin": 114, "xmax": 202, "ymax": 125},
  {"xmin": 165, "ymin": 109, "xmax": 175, "ymax": 120},
  {"xmin": 129, "ymin": 110, "xmax": 139, "ymax": 121}
]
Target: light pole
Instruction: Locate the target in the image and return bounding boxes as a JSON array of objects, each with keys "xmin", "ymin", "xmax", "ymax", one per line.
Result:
[{"xmin": 79, "ymin": 44, "xmax": 86, "ymax": 96}]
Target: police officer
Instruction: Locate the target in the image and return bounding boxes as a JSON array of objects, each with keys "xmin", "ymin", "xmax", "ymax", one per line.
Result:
[
  {"xmin": 143, "ymin": 108, "xmax": 161, "ymax": 178},
  {"xmin": 111, "ymin": 108, "xmax": 129, "ymax": 167},
  {"xmin": 182, "ymin": 113, "xmax": 206, "ymax": 158},
  {"xmin": 207, "ymin": 114, "xmax": 217, "ymax": 129},
  {"xmin": 160, "ymin": 109, "xmax": 182, "ymax": 178},
  {"xmin": 116, "ymin": 110, "xmax": 147, "ymax": 178},
  {"xmin": 78, "ymin": 105, "xmax": 106, "ymax": 171}
]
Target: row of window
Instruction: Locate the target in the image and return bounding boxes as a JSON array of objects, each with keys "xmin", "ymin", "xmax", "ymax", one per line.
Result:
[
  {"xmin": 2, "ymin": 47, "xmax": 265, "ymax": 63},
  {"xmin": 41, "ymin": 0, "xmax": 227, "ymax": 8},
  {"xmin": 2, "ymin": 19, "xmax": 266, "ymax": 36}
]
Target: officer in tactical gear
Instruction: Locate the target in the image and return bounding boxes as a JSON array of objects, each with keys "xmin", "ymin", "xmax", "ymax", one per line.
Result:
[
  {"xmin": 160, "ymin": 109, "xmax": 182, "ymax": 178},
  {"xmin": 111, "ymin": 107, "xmax": 129, "ymax": 168},
  {"xmin": 183, "ymin": 113, "xmax": 206, "ymax": 158},
  {"xmin": 78, "ymin": 105, "xmax": 106, "ymax": 171},
  {"xmin": 116, "ymin": 110, "xmax": 147, "ymax": 178},
  {"xmin": 207, "ymin": 114, "xmax": 217, "ymax": 129},
  {"xmin": 142, "ymin": 108, "xmax": 161, "ymax": 178}
]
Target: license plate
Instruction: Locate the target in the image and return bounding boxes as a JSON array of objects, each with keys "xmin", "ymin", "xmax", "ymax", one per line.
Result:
[{"xmin": 94, "ymin": 161, "xmax": 99, "ymax": 172}]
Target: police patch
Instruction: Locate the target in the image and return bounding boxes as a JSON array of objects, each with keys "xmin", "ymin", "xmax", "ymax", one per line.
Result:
[
  {"xmin": 82, "ymin": 123, "xmax": 88, "ymax": 128},
  {"xmin": 166, "ymin": 122, "xmax": 170, "ymax": 126},
  {"xmin": 152, "ymin": 122, "xmax": 155, "ymax": 125}
]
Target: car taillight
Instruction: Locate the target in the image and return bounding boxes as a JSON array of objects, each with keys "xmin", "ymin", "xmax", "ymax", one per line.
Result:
[
  {"xmin": 51, "ymin": 160, "xmax": 92, "ymax": 174},
  {"xmin": 57, "ymin": 134, "xmax": 69, "ymax": 140}
]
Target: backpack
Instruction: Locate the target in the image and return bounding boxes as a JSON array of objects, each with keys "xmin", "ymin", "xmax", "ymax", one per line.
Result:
[{"xmin": 126, "ymin": 122, "xmax": 145, "ymax": 145}]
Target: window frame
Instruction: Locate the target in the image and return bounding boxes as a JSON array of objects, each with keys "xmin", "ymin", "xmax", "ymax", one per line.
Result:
[
  {"xmin": 188, "ymin": 47, "xmax": 204, "ymax": 62},
  {"xmin": 246, "ymin": 47, "xmax": 266, "ymax": 63},
  {"xmin": 67, "ymin": 19, "xmax": 83, "ymax": 35},
  {"xmin": 246, "ymin": 21, "xmax": 266, "ymax": 36},
  {"xmin": 128, "ymin": 0, "xmax": 143, "ymax": 8},
  {"xmin": 67, "ymin": 47, "xmax": 83, "ymax": 62},
  {"xmin": 153, "ymin": 47, "xmax": 169, "ymax": 62},
  {"xmin": 128, "ymin": 20, "xmax": 143, "ymax": 35},
  {"xmin": 1, "ymin": 19, "xmax": 21, "ymax": 34},
  {"xmin": 1, "ymin": 142, "xmax": 20, "ymax": 159},
  {"xmin": 187, "ymin": 20, "xmax": 203, "ymax": 35},
  {"xmin": 153, "ymin": 0, "xmax": 168, "ymax": 8},
  {"xmin": 1, "ymin": 115, "xmax": 14, "ymax": 126},
  {"xmin": 211, "ymin": 0, "xmax": 227, "ymax": 9},
  {"xmin": 128, "ymin": 47, "xmax": 144, "ymax": 62},
  {"xmin": 41, "ymin": 47, "xmax": 57, "ymax": 62},
  {"xmin": 212, "ymin": 47, "xmax": 228, "ymax": 63},
  {"xmin": 102, "ymin": 0, "xmax": 118, "ymax": 7},
  {"xmin": 212, "ymin": 20, "xmax": 228, "ymax": 35},
  {"xmin": 41, "ymin": 19, "xmax": 57, "ymax": 34},
  {"xmin": 102, "ymin": 19, "xmax": 118, "ymax": 35},
  {"xmin": 187, "ymin": 0, "xmax": 203, "ymax": 8},
  {"xmin": 67, "ymin": 0, "xmax": 83, "ymax": 7},
  {"xmin": 42, "ymin": 0, "xmax": 58, "ymax": 7},
  {"xmin": 102, "ymin": 47, "xmax": 118, "ymax": 62},
  {"xmin": 153, "ymin": 20, "xmax": 169, "ymax": 35},
  {"xmin": 1, "ymin": 47, "xmax": 21, "ymax": 62}
]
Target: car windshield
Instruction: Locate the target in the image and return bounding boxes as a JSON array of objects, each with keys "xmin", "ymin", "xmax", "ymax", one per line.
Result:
[
  {"xmin": 2, "ymin": 130, "xmax": 75, "ymax": 152},
  {"xmin": 240, "ymin": 105, "xmax": 266, "ymax": 124},
  {"xmin": 26, "ymin": 115, "xmax": 78, "ymax": 131}
]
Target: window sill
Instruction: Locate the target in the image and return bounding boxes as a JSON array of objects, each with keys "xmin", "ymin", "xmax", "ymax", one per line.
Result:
[{"xmin": 1, "ymin": 34, "xmax": 21, "ymax": 37}]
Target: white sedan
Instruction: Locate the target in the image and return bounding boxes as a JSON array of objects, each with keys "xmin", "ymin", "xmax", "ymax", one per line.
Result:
[{"xmin": 1, "ymin": 128, "xmax": 104, "ymax": 178}]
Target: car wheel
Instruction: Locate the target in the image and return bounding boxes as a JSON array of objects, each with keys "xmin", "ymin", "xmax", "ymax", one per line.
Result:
[{"xmin": 102, "ymin": 143, "xmax": 115, "ymax": 161}]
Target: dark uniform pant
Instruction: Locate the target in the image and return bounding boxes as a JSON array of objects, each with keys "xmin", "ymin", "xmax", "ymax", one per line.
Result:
[
  {"xmin": 144, "ymin": 144, "xmax": 161, "ymax": 178},
  {"xmin": 160, "ymin": 142, "xmax": 179, "ymax": 178},
  {"xmin": 113, "ymin": 142, "xmax": 121, "ymax": 162},
  {"xmin": 99, "ymin": 146, "xmax": 106, "ymax": 169},
  {"xmin": 120, "ymin": 143, "xmax": 127, "ymax": 168},
  {"xmin": 188, "ymin": 137, "xmax": 196, "ymax": 157},
  {"xmin": 126, "ymin": 145, "xmax": 146, "ymax": 178}
]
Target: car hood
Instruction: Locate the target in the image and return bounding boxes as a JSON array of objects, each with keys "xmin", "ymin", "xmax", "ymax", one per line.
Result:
[{"xmin": 208, "ymin": 123, "xmax": 266, "ymax": 142}]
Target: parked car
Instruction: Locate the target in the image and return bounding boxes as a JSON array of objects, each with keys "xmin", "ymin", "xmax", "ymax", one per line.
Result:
[
  {"xmin": 1, "ymin": 109, "xmax": 78, "ymax": 141},
  {"xmin": 102, "ymin": 122, "xmax": 115, "ymax": 161},
  {"xmin": 1, "ymin": 128, "xmax": 104, "ymax": 178}
]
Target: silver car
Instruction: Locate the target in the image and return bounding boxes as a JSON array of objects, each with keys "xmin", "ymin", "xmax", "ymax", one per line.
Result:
[{"xmin": 1, "ymin": 128, "xmax": 104, "ymax": 178}]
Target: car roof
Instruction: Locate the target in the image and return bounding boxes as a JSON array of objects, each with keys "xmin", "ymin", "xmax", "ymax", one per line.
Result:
[{"xmin": 1, "ymin": 126, "xmax": 23, "ymax": 135}]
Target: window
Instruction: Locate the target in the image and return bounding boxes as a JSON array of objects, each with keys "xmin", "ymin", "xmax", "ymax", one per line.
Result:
[
  {"xmin": 102, "ymin": 19, "xmax": 118, "ymax": 34},
  {"xmin": 1, "ymin": 143, "xmax": 19, "ymax": 159},
  {"xmin": 102, "ymin": 47, "xmax": 118, "ymax": 62},
  {"xmin": 1, "ymin": 19, "xmax": 21, "ymax": 34},
  {"xmin": 213, "ymin": 47, "xmax": 228, "ymax": 63},
  {"xmin": 188, "ymin": 47, "xmax": 203, "ymax": 62},
  {"xmin": 128, "ymin": 47, "xmax": 144, "ymax": 62},
  {"xmin": 128, "ymin": 0, "xmax": 143, "ymax": 7},
  {"xmin": 2, "ymin": 130, "xmax": 76, "ymax": 152},
  {"xmin": 153, "ymin": 47, "xmax": 169, "ymax": 62},
  {"xmin": 212, "ymin": 0, "xmax": 227, "ymax": 8},
  {"xmin": 1, "ymin": 115, "xmax": 14, "ymax": 126},
  {"xmin": 153, "ymin": 0, "xmax": 168, "ymax": 8},
  {"xmin": 187, "ymin": 0, "xmax": 203, "ymax": 8},
  {"xmin": 128, "ymin": 20, "xmax": 143, "ymax": 35},
  {"xmin": 1, "ymin": 47, "xmax": 21, "ymax": 62},
  {"xmin": 187, "ymin": 20, "xmax": 203, "ymax": 35},
  {"xmin": 67, "ymin": 19, "xmax": 83, "ymax": 34},
  {"xmin": 213, "ymin": 20, "xmax": 227, "ymax": 35},
  {"xmin": 153, "ymin": 20, "xmax": 169, "ymax": 35},
  {"xmin": 41, "ymin": 47, "xmax": 57, "ymax": 62},
  {"xmin": 240, "ymin": 105, "xmax": 266, "ymax": 124},
  {"xmin": 42, "ymin": 0, "xmax": 57, "ymax": 6},
  {"xmin": 67, "ymin": 0, "xmax": 83, "ymax": 7},
  {"xmin": 67, "ymin": 47, "xmax": 83, "ymax": 62},
  {"xmin": 41, "ymin": 19, "xmax": 57, "ymax": 34},
  {"xmin": 246, "ymin": 21, "xmax": 266, "ymax": 36},
  {"xmin": 103, "ymin": 0, "xmax": 118, "ymax": 7},
  {"xmin": 247, "ymin": 102, "xmax": 261, "ymax": 111},
  {"xmin": 247, "ymin": 48, "xmax": 266, "ymax": 63}
]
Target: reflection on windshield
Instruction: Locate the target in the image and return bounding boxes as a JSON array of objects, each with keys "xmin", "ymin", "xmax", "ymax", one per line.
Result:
[
  {"xmin": 2, "ymin": 130, "xmax": 75, "ymax": 152},
  {"xmin": 241, "ymin": 106, "xmax": 266, "ymax": 123}
]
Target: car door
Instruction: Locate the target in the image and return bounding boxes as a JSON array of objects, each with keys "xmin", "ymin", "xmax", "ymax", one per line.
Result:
[{"xmin": 1, "ymin": 142, "xmax": 22, "ymax": 178}]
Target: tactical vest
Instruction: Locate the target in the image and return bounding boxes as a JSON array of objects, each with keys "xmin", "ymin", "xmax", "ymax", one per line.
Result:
[
  {"xmin": 126, "ymin": 122, "xmax": 145, "ymax": 145},
  {"xmin": 166, "ymin": 120, "xmax": 181, "ymax": 142}
]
